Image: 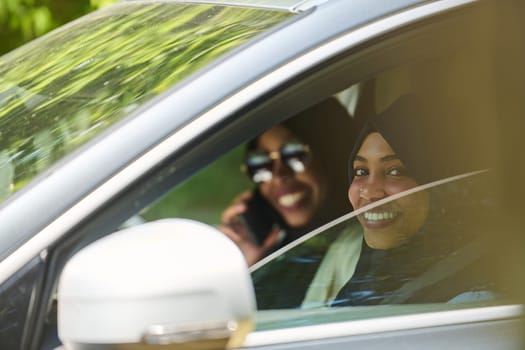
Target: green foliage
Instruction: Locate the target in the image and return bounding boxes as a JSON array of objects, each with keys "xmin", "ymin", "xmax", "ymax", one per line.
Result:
[
  {"xmin": 0, "ymin": 2, "xmax": 291, "ymax": 202},
  {"xmin": 142, "ymin": 146, "xmax": 253, "ymax": 225},
  {"xmin": 0, "ymin": 0, "xmax": 118, "ymax": 55},
  {"xmin": 90, "ymin": 0, "xmax": 116, "ymax": 8}
]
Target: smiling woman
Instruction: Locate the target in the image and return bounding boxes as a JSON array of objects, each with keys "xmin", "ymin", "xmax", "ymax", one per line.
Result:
[
  {"xmin": 220, "ymin": 98, "xmax": 356, "ymax": 267},
  {"xmin": 331, "ymin": 94, "xmax": 498, "ymax": 306},
  {"xmin": 349, "ymin": 131, "xmax": 429, "ymax": 249}
]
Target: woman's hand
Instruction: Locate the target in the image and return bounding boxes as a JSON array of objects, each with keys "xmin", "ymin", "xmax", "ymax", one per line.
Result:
[{"xmin": 219, "ymin": 191, "xmax": 281, "ymax": 266}]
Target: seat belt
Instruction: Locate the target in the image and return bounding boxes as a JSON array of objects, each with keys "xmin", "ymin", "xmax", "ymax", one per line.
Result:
[{"xmin": 380, "ymin": 238, "xmax": 486, "ymax": 305}]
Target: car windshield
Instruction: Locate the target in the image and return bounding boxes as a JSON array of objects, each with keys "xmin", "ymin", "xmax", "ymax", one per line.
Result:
[
  {"xmin": 251, "ymin": 170, "xmax": 505, "ymax": 312},
  {"xmin": 0, "ymin": 2, "xmax": 291, "ymax": 205}
]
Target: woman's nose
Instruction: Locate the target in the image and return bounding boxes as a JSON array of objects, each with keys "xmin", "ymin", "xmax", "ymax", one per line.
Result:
[
  {"xmin": 272, "ymin": 158, "xmax": 293, "ymax": 179},
  {"xmin": 360, "ymin": 176, "xmax": 387, "ymax": 201}
]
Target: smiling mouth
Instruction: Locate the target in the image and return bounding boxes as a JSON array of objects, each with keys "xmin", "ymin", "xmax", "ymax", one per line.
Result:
[
  {"xmin": 362, "ymin": 211, "xmax": 399, "ymax": 222},
  {"xmin": 278, "ymin": 191, "xmax": 306, "ymax": 208}
]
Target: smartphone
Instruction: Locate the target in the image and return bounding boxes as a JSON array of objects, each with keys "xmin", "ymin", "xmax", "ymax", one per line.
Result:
[{"xmin": 239, "ymin": 189, "xmax": 284, "ymax": 246}]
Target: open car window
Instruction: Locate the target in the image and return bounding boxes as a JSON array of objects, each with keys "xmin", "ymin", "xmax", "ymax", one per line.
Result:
[{"xmin": 252, "ymin": 170, "xmax": 504, "ymax": 312}]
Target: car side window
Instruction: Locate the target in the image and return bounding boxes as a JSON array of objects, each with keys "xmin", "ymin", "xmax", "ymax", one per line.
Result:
[
  {"xmin": 141, "ymin": 96, "xmax": 358, "ymax": 268},
  {"xmin": 142, "ymin": 146, "xmax": 252, "ymax": 226},
  {"xmin": 121, "ymin": 39, "xmax": 506, "ymax": 315},
  {"xmin": 249, "ymin": 34, "xmax": 511, "ymax": 314},
  {"xmin": 253, "ymin": 171, "xmax": 503, "ymax": 311}
]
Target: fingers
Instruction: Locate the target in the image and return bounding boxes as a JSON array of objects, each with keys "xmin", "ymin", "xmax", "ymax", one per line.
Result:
[
  {"xmin": 218, "ymin": 220, "xmax": 253, "ymax": 246},
  {"xmin": 218, "ymin": 223, "xmax": 264, "ymax": 266},
  {"xmin": 221, "ymin": 202, "xmax": 246, "ymax": 225},
  {"xmin": 221, "ymin": 190, "xmax": 253, "ymax": 224},
  {"xmin": 219, "ymin": 224, "xmax": 284, "ymax": 266},
  {"xmin": 218, "ymin": 224, "xmax": 243, "ymax": 244},
  {"xmin": 243, "ymin": 227, "xmax": 283, "ymax": 266},
  {"xmin": 220, "ymin": 190, "xmax": 283, "ymax": 266},
  {"xmin": 233, "ymin": 190, "xmax": 253, "ymax": 204},
  {"xmin": 261, "ymin": 226, "xmax": 284, "ymax": 251}
]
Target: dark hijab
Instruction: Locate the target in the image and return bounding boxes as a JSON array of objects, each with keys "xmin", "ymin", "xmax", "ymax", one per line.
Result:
[
  {"xmin": 348, "ymin": 94, "xmax": 489, "ymax": 185},
  {"xmin": 335, "ymin": 95, "xmax": 496, "ymax": 306}
]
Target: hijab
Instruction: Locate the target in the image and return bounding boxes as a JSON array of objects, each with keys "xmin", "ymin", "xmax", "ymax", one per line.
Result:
[
  {"xmin": 348, "ymin": 94, "xmax": 490, "ymax": 185},
  {"xmin": 334, "ymin": 94, "xmax": 495, "ymax": 306}
]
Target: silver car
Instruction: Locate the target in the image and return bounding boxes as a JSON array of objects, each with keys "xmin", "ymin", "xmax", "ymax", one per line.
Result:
[{"xmin": 0, "ymin": 0, "xmax": 523, "ymax": 349}]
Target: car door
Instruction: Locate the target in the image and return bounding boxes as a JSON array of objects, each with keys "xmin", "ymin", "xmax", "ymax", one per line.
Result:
[{"xmin": 1, "ymin": 0, "xmax": 523, "ymax": 349}]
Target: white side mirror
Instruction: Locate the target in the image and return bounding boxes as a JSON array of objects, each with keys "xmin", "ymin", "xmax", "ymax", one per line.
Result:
[{"xmin": 58, "ymin": 219, "xmax": 255, "ymax": 350}]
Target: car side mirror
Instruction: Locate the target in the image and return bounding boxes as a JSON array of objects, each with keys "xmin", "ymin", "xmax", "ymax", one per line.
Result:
[{"xmin": 57, "ymin": 219, "xmax": 255, "ymax": 350}]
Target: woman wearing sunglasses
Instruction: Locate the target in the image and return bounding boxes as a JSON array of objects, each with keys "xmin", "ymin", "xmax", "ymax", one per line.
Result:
[{"xmin": 220, "ymin": 98, "xmax": 357, "ymax": 266}]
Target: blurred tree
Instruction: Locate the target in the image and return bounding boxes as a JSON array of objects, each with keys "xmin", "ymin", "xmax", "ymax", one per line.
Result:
[{"xmin": 0, "ymin": 0, "xmax": 117, "ymax": 55}]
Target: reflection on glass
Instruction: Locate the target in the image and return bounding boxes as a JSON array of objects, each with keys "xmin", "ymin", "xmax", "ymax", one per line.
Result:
[
  {"xmin": 0, "ymin": 3, "xmax": 291, "ymax": 204},
  {"xmin": 253, "ymin": 172, "xmax": 503, "ymax": 310}
]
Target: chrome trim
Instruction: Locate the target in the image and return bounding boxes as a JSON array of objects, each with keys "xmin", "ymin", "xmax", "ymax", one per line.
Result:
[
  {"xmin": 293, "ymin": 0, "xmax": 329, "ymax": 12},
  {"xmin": 142, "ymin": 320, "xmax": 235, "ymax": 345},
  {"xmin": 245, "ymin": 305, "xmax": 524, "ymax": 347},
  {"xmin": 0, "ymin": 0, "xmax": 477, "ymax": 284}
]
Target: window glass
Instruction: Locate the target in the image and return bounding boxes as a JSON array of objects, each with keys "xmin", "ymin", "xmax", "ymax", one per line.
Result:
[
  {"xmin": 253, "ymin": 172, "xmax": 505, "ymax": 312},
  {"xmin": 0, "ymin": 2, "xmax": 291, "ymax": 205},
  {"xmin": 248, "ymin": 52, "xmax": 506, "ymax": 312},
  {"xmin": 109, "ymin": 32, "xmax": 512, "ymax": 330},
  {"xmin": 127, "ymin": 46, "xmax": 507, "ymax": 317},
  {"xmin": 142, "ymin": 146, "xmax": 252, "ymax": 225},
  {"xmin": 139, "ymin": 96, "xmax": 358, "ymax": 269}
]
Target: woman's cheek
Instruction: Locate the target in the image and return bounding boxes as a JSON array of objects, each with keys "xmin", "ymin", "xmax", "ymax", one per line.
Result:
[
  {"xmin": 348, "ymin": 181, "xmax": 361, "ymax": 208},
  {"xmin": 297, "ymin": 163, "xmax": 328, "ymax": 211},
  {"xmin": 258, "ymin": 182, "xmax": 275, "ymax": 206},
  {"xmin": 385, "ymin": 178, "xmax": 418, "ymax": 195}
]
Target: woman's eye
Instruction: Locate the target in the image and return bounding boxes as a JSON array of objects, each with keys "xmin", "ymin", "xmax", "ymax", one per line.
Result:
[
  {"xmin": 387, "ymin": 167, "xmax": 405, "ymax": 176},
  {"xmin": 354, "ymin": 168, "xmax": 368, "ymax": 177}
]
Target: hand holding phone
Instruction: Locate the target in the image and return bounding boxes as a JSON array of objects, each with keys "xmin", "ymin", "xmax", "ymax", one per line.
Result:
[
  {"xmin": 238, "ymin": 189, "xmax": 284, "ymax": 246},
  {"xmin": 219, "ymin": 189, "xmax": 285, "ymax": 265}
]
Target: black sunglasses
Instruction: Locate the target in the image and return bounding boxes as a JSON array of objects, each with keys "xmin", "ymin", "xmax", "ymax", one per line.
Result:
[{"xmin": 242, "ymin": 141, "xmax": 311, "ymax": 183}]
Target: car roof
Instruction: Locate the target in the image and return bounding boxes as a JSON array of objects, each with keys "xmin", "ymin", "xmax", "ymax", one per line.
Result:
[{"xmin": 124, "ymin": 0, "xmax": 330, "ymax": 12}]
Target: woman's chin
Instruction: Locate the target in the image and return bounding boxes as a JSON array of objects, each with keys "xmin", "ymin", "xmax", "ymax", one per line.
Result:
[
  {"xmin": 281, "ymin": 210, "xmax": 314, "ymax": 228},
  {"xmin": 363, "ymin": 228, "xmax": 407, "ymax": 250}
]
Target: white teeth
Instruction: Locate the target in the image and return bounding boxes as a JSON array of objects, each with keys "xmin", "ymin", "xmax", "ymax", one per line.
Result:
[
  {"xmin": 278, "ymin": 192, "xmax": 305, "ymax": 207},
  {"xmin": 363, "ymin": 211, "xmax": 397, "ymax": 221}
]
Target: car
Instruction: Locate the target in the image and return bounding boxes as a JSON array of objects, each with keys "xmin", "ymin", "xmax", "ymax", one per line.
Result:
[{"xmin": 0, "ymin": 0, "xmax": 523, "ymax": 349}]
